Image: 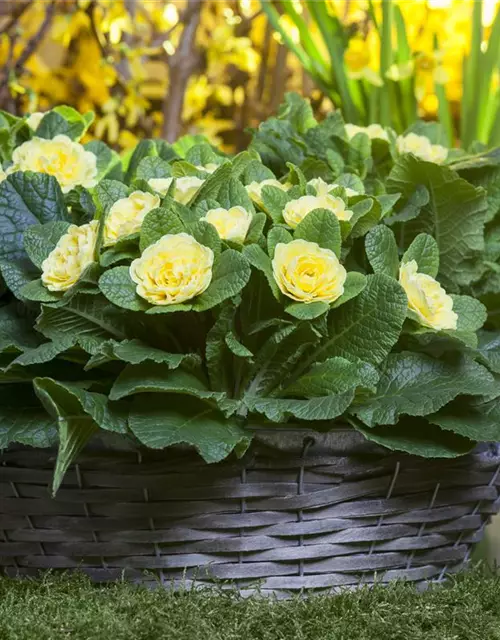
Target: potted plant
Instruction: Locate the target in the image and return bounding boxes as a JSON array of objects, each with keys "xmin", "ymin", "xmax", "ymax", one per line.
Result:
[{"xmin": 1, "ymin": 98, "xmax": 500, "ymax": 593}]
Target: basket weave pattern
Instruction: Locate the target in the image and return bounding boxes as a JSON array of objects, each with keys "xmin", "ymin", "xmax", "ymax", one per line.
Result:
[{"xmin": 1, "ymin": 432, "xmax": 500, "ymax": 595}]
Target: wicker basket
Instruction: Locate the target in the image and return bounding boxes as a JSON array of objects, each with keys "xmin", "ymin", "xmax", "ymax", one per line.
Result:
[{"xmin": 1, "ymin": 428, "xmax": 500, "ymax": 596}]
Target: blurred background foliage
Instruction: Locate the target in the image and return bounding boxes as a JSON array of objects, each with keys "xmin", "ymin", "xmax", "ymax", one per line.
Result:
[{"xmin": 0, "ymin": 0, "xmax": 498, "ymax": 151}]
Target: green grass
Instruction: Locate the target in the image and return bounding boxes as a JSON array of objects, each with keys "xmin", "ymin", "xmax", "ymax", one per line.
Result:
[{"xmin": 1, "ymin": 570, "xmax": 500, "ymax": 640}]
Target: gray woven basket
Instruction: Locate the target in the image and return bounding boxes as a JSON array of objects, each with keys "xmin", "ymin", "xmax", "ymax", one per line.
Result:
[{"xmin": 1, "ymin": 427, "xmax": 500, "ymax": 596}]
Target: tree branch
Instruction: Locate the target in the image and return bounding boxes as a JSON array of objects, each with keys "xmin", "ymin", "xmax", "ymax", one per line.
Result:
[
  {"xmin": 162, "ymin": 0, "xmax": 204, "ymax": 142},
  {"xmin": 14, "ymin": 0, "xmax": 56, "ymax": 74}
]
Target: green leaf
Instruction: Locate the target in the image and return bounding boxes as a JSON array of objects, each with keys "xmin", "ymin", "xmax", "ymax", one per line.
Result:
[
  {"xmin": 125, "ymin": 139, "xmax": 158, "ymax": 183},
  {"xmin": 401, "ymin": 233, "xmax": 439, "ymax": 277},
  {"xmin": 94, "ymin": 180, "xmax": 129, "ymax": 215},
  {"xmin": 428, "ymin": 394, "xmax": 500, "ymax": 442},
  {"xmin": 216, "ymin": 177, "xmax": 254, "ymax": 211},
  {"xmin": 129, "ymin": 395, "xmax": 249, "ymax": 462},
  {"xmin": 99, "ymin": 266, "xmax": 150, "ymax": 311},
  {"xmin": 0, "ymin": 302, "xmax": 40, "ymax": 352},
  {"xmin": 139, "ymin": 207, "xmax": 184, "ymax": 251},
  {"xmin": 261, "ymin": 185, "xmax": 292, "ymax": 222},
  {"xmin": 190, "ymin": 163, "xmax": 232, "ymax": 206},
  {"xmin": 284, "ymin": 357, "xmax": 378, "ymax": 397},
  {"xmin": 34, "ymin": 377, "xmax": 127, "ymax": 493},
  {"xmin": 312, "ymin": 274, "xmax": 408, "ymax": 367},
  {"xmin": 37, "ymin": 107, "xmax": 91, "ymax": 141},
  {"xmin": 85, "ymin": 338, "xmax": 200, "ymax": 371},
  {"xmin": 387, "ymin": 155, "xmax": 487, "ymax": 286},
  {"xmin": 193, "ymin": 250, "xmax": 251, "ymax": 312},
  {"xmin": 85, "ymin": 140, "xmax": 121, "ymax": 180},
  {"xmin": 385, "ymin": 185, "xmax": 429, "ymax": 226},
  {"xmin": 330, "ymin": 271, "xmax": 367, "ymax": 309},
  {"xmin": 36, "ymin": 295, "xmax": 127, "ymax": 346},
  {"xmin": 185, "ymin": 142, "xmax": 223, "ymax": 167},
  {"xmin": 365, "ymin": 226, "xmax": 399, "ymax": 278},
  {"xmin": 451, "ymin": 295, "xmax": 487, "ymax": 333},
  {"xmin": 7, "ymin": 338, "xmax": 74, "ymax": 369},
  {"xmin": 206, "ymin": 304, "xmax": 237, "ymax": 392},
  {"xmin": 245, "ymin": 212, "xmax": 267, "ymax": 245},
  {"xmin": 241, "ymin": 160, "xmax": 275, "ymax": 184},
  {"xmin": 20, "ymin": 278, "xmax": 62, "ymax": 303},
  {"xmin": 225, "ymin": 331, "xmax": 253, "ymax": 360},
  {"xmin": 294, "ymin": 208, "xmax": 341, "ymax": 256},
  {"xmin": 187, "ymin": 220, "xmax": 221, "ymax": 255},
  {"xmin": 353, "ymin": 353, "xmax": 494, "ymax": 427},
  {"xmin": 136, "ymin": 156, "xmax": 172, "ymax": 181},
  {"xmin": 245, "ymin": 391, "xmax": 354, "ymax": 423},
  {"xmin": 354, "ymin": 418, "xmax": 474, "ymax": 458},
  {"xmin": 285, "ymin": 301, "xmax": 329, "ymax": 320},
  {"xmin": 0, "ymin": 385, "xmax": 57, "ymax": 449},
  {"xmin": 475, "ymin": 330, "xmax": 500, "ymax": 373},
  {"xmin": 0, "ymin": 172, "xmax": 68, "ymax": 261},
  {"xmin": 23, "ymin": 221, "xmax": 71, "ymax": 268},
  {"xmin": 267, "ymin": 226, "xmax": 293, "ymax": 259},
  {"xmin": 0, "ymin": 258, "xmax": 39, "ymax": 299}
]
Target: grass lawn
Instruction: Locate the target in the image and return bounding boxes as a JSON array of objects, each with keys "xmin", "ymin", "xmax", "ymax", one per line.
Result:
[{"xmin": 1, "ymin": 570, "xmax": 499, "ymax": 640}]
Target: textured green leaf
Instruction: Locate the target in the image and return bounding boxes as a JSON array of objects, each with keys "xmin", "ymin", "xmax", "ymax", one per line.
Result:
[
  {"xmin": 294, "ymin": 208, "xmax": 341, "ymax": 256},
  {"xmin": 37, "ymin": 108, "xmax": 90, "ymax": 141},
  {"xmin": 451, "ymin": 295, "xmax": 487, "ymax": 333},
  {"xmin": 20, "ymin": 278, "xmax": 62, "ymax": 303},
  {"xmin": 125, "ymin": 139, "xmax": 158, "ymax": 183},
  {"xmin": 225, "ymin": 331, "xmax": 253, "ymax": 359},
  {"xmin": 385, "ymin": 185, "xmax": 429, "ymax": 226},
  {"xmin": 267, "ymin": 226, "xmax": 292, "ymax": 259},
  {"xmin": 23, "ymin": 221, "xmax": 71, "ymax": 268},
  {"xmin": 245, "ymin": 391, "xmax": 354, "ymax": 422},
  {"xmin": 330, "ymin": 271, "xmax": 367, "ymax": 309},
  {"xmin": 387, "ymin": 155, "xmax": 487, "ymax": 286},
  {"xmin": 285, "ymin": 301, "xmax": 329, "ymax": 320},
  {"xmin": 94, "ymin": 180, "xmax": 129, "ymax": 215},
  {"xmin": 193, "ymin": 249, "xmax": 251, "ymax": 312},
  {"xmin": 84, "ymin": 140, "xmax": 121, "ymax": 180},
  {"xmin": 7, "ymin": 338, "xmax": 74, "ymax": 368},
  {"xmin": 428, "ymin": 395, "xmax": 500, "ymax": 441},
  {"xmin": 284, "ymin": 357, "xmax": 378, "ymax": 397},
  {"xmin": 0, "ymin": 258, "xmax": 39, "ymax": 299},
  {"xmin": 243, "ymin": 244, "xmax": 280, "ymax": 299},
  {"xmin": 129, "ymin": 394, "xmax": 249, "ymax": 462},
  {"xmin": 0, "ymin": 303, "xmax": 40, "ymax": 352},
  {"xmin": 85, "ymin": 338, "xmax": 200, "ymax": 371},
  {"xmin": 0, "ymin": 385, "xmax": 56, "ymax": 449},
  {"xmin": 190, "ymin": 163, "xmax": 232, "ymax": 206},
  {"xmin": 0, "ymin": 172, "xmax": 68, "ymax": 261},
  {"xmin": 261, "ymin": 185, "xmax": 292, "ymax": 222},
  {"xmin": 216, "ymin": 177, "xmax": 254, "ymax": 211},
  {"xmin": 136, "ymin": 156, "xmax": 172, "ymax": 181},
  {"xmin": 401, "ymin": 233, "xmax": 439, "ymax": 277},
  {"xmin": 365, "ymin": 225, "xmax": 399, "ymax": 278},
  {"xmin": 139, "ymin": 207, "xmax": 184, "ymax": 251},
  {"xmin": 475, "ymin": 330, "xmax": 500, "ymax": 373},
  {"xmin": 354, "ymin": 418, "xmax": 474, "ymax": 458},
  {"xmin": 353, "ymin": 353, "xmax": 494, "ymax": 426},
  {"xmin": 245, "ymin": 212, "xmax": 267, "ymax": 245},
  {"xmin": 99, "ymin": 266, "xmax": 149, "ymax": 311},
  {"xmin": 110, "ymin": 363, "xmax": 224, "ymax": 403},
  {"xmin": 206, "ymin": 303, "xmax": 237, "ymax": 392},
  {"xmin": 36, "ymin": 295, "xmax": 127, "ymax": 346},
  {"xmin": 187, "ymin": 220, "xmax": 221, "ymax": 255},
  {"xmin": 311, "ymin": 274, "xmax": 407, "ymax": 367}
]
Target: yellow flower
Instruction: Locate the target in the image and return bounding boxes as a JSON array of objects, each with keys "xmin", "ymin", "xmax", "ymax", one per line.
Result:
[
  {"xmin": 283, "ymin": 194, "xmax": 353, "ymax": 229},
  {"xmin": 26, "ymin": 112, "xmax": 45, "ymax": 131},
  {"xmin": 345, "ymin": 123, "xmax": 389, "ymax": 142},
  {"xmin": 11, "ymin": 135, "xmax": 98, "ymax": 193},
  {"xmin": 396, "ymin": 133, "xmax": 448, "ymax": 164},
  {"xmin": 399, "ymin": 260, "xmax": 457, "ymax": 331},
  {"xmin": 245, "ymin": 179, "xmax": 291, "ymax": 210},
  {"xmin": 202, "ymin": 206, "xmax": 253, "ymax": 243},
  {"xmin": 344, "ymin": 35, "xmax": 383, "ymax": 86},
  {"xmin": 41, "ymin": 221, "xmax": 98, "ymax": 292},
  {"xmin": 130, "ymin": 233, "xmax": 214, "ymax": 306},
  {"xmin": 308, "ymin": 177, "xmax": 359, "ymax": 198},
  {"xmin": 148, "ymin": 176, "xmax": 205, "ymax": 204},
  {"xmin": 272, "ymin": 239, "xmax": 347, "ymax": 304},
  {"xmin": 103, "ymin": 191, "xmax": 160, "ymax": 247}
]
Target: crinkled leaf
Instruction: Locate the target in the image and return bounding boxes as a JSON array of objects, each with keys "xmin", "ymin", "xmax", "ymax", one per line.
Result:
[
  {"xmin": 401, "ymin": 233, "xmax": 439, "ymax": 277},
  {"xmin": 365, "ymin": 225, "xmax": 399, "ymax": 278},
  {"xmin": 294, "ymin": 208, "xmax": 341, "ymax": 256},
  {"xmin": 139, "ymin": 207, "xmax": 184, "ymax": 251},
  {"xmin": 245, "ymin": 391, "xmax": 354, "ymax": 422},
  {"xmin": 129, "ymin": 394, "xmax": 249, "ymax": 462},
  {"xmin": 23, "ymin": 221, "xmax": 71, "ymax": 268},
  {"xmin": 94, "ymin": 180, "xmax": 129, "ymax": 215},
  {"xmin": 286, "ymin": 301, "xmax": 329, "ymax": 320},
  {"xmin": 193, "ymin": 249, "xmax": 251, "ymax": 312},
  {"xmin": 99, "ymin": 266, "xmax": 150, "ymax": 311},
  {"xmin": 330, "ymin": 271, "xmax": 367, "ymax": 308},
  {"xmin": 267, "ymin": 226, "xmax": 292, "ymax": 258},
  {"xmin": 353, "ymin": 352, "xmax": 494, "ymax": 427}
]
